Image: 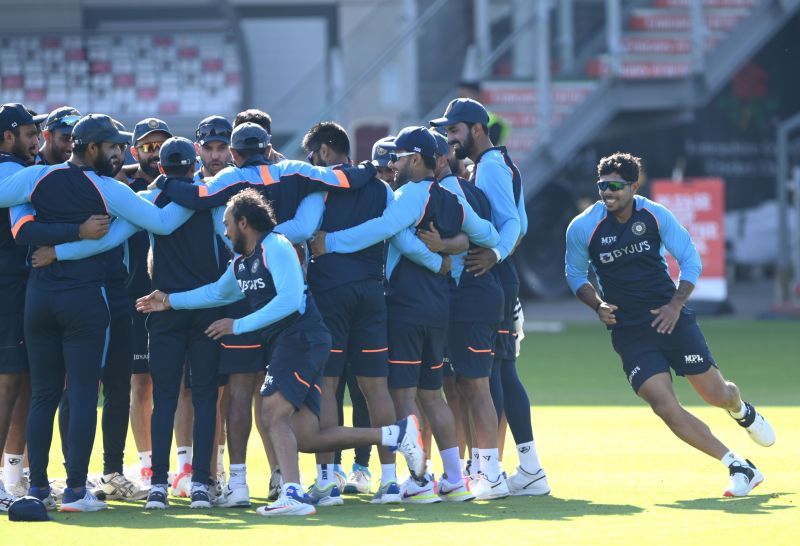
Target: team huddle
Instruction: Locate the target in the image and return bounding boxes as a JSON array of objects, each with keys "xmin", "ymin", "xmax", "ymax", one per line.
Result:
[{"xmin": 0, "ymin": 96, "xmax": 774, "ymax": 520}]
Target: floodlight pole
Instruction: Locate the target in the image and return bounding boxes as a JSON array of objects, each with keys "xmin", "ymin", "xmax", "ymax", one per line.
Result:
[{"xmin": 775, "ymin": 112, "xmax": 800, "ymax": 304}]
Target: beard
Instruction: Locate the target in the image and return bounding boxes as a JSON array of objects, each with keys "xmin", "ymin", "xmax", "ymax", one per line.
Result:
[
  {"xmin": 141, "ymin": 159, "xmax": 161, "ymax": 179},
  {"xmin": 453, "ymin": 132, "xmax": 474, "ymax": 160},
  {"xmin": 12, "ymin": 139, "xmax": 34, "ymax": 164},
  {"xmin": 394, "ymin": 162, "xmax": 413, "ymax": 187},
  {"xmin": 231, "ymin": 230, "xmax": 247, "ymax": 255},
  {"xmin": 95, "ymin": 150, "xmax": 121, "ymax": 177}
]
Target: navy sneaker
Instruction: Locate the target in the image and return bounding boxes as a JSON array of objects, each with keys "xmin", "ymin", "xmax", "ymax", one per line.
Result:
[
  {"xmin": 190, "ymin": 483, "xmax": 212, "ymax": 509},
  {"xmin": 145, "ymin": 485, "xmax": 168, "ymax": 510}
]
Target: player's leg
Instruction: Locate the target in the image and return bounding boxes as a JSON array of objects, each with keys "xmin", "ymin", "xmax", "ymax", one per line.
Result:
[
  {"xmin": 218, "ymin": 372, "xmax": 257, "ymax": 507},
  {"xmin": 252, "ymin": 372, "xmax": 281, "ymax": 500},
  {"xmin": 346, "ymin": 370, "xmax": 374, "ymax": 494},
  {"xmin": 129, "ymin": 306, "xmax": 153, "ymax": 485},
  {"xmin": 172, "ymin": 364, "xmax": 194, "ymax": 497},
  {"xmin": 3, "ymin": 375, "xmax": 30, "ymax": 498},
  {"xmin": 442, "ymin": 369, "xmax": 467, "ymax": 463}
]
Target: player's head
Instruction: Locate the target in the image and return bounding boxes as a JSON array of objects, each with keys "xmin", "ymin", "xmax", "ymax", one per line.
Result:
[
  {"xmin": 131, "ymin": 118, "xmax": 172, "ymax": 179},
  {"xmin": 389, "ymin": 126, "xmax": 437, "ymax": 187},
  {"xmin": 371, "ymin": 136, "xmax": 396, "ymax": 186},
  {"xmin": 224, "ymin": 188, "xmax": 277, "ymax": 254},
  {"xmin": 430, "ymin": 98, "xmax": 490, "ymax": 160},
  {"xmin": 195, "ymin": 115, "xmax": 232, "ymax": 177},
  {"xmin": 158, "ymin": 136, "xmax": 197, "ymax": 179},
  {"xmin": 71, "ymin": 114, "xmax": 132, "ymax": 177},
  {"xmin": 303, "ymin": 121, "xmax": 350, "ymax": 167},
  {"xmin": 596, "ymin": 152, "xmax": 642, "ymax": 214},
  {"xmin": 458, "ymin": 80, "xmax": 482, "ymax": 101},
  {"xmin": 229, "ymin": 122, "xmax": 270, "ymax": 167},
  {"xmin": 42, "ymin": 106, "xmax": 81, "ymax": 163},
  {"xmin": 429, "ymin": 128, "xmax": 452, "ymax": 179},
  {"xmin": 234, "ymin": 109, "xmax": 273, "ymax": 134},
  {"xmin": 0, "ymin": 103, "xmax": 46, "ymax": 163}
]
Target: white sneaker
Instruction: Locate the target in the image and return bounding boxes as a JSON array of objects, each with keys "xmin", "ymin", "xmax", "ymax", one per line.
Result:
[
  {"xmin": 256, "ymin": 485, "xmax": 316, "ymax": 517},
  {"xmin": 144, "ymin": 485, "xmax": 169, "ymax": 510},
  {"xmin": 730, "ymin": 402, "xmax": 775, "ymax": 447},
  {"xmin": 333, "ymin": 467, "xmax": 347, "ymax": 491},
  {"xmin": 59, "ymin": 490, "xmax": 108, "ymax": 512},
  {"xmin": 507, "ymin": 466, "xmax": 550, "ymax": 496},
  {"xmin": 438, "ymin": 475, "xmax": 475, "ymax": 502},
  {"xmin": 268, "ymin": 469, "xmax": 282, "ymax": 501},
  {"xmin": 724, "ymin": 459, "xmax": 764, "ymax": 497},
  {"xmin": 370, "ymin": 481, "xmax": 402, "ymax": 504},
  {"xmin": 307, "ymin": 481, "xmax": 344, "ymax": 506},
  {"xmin": 97, "ymin": 472, "xmax": 149, "ymax": 501},
  {"xmin": 9, "ymin": 475, "xmax": 29, "ymax": 499},
  {"xmin": 471, "ymin": 473, "xmax": 510, "ymax": 500},
  {"xmin": 400, "ymin": 476, "xmax": 441, "ymax": 504},
  {"xmin": 216, "ymin": 483, "xmax": 250, "ymax": 507},
  {"xmin": 0, "ymin": 483, "xmax": 16, "ymax": 512},
  {"xmin": 344, "ymin": 466, "xmax": 372, "ymax": 494},
  {"xmin": 395, "ymin": 415, "xmax": 425, "ymax": 480},
  {"xmin": 171, "ymin": 464, "xmax": 192, "ymax": 498}
]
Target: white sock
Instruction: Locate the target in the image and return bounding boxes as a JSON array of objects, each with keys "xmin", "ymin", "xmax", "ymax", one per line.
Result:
[
  {"xmin": 177, "ymin": 446, "xmax": 192, "ymax": 472},
  {"xmin": 316, "ymin": 464, "xmax": 334, "ymax": 487},
  {"xmin": 479, "ymin": 448, "xmax": 502, "ymax": 481},
  {"xmin": 721, "ymin": 450, "xmax": 747, "ymax": 468},
  {"xmin": 516, "ymin": 441, "xmax": 542, "ymax": 474},
  {"xmin": 138, "ymin": 451, "xmax": 152, "ymax": 469},
  {"xmin": 380, "ymin": 425, "xmax": 400, "ymax": 447},
  {"xmin": 381, "ymin": 464, "xmax": 397, "ymax": 484},
  {"xmin": 229, "ymin": 463, "xmax": 246, "ymax": 487},
  {"xmin": 2, "ymin": 453, "xmax": 24, "ymax": 487},
  {"xmin": 425, "ymin": 459, "xmax": 433, "ymax": 476},
  {"xmin": 729, "ymin": 401, "xmax": 747, "ymax": 419},
  {"xmin": 217, "ymin": 445, "xmax": 226, "ymax": 473},
  {"xmin": 440, "ymin": 447, "xmax": 461, "ymax": 483},
  {"xmin": 471, "ymin": 448, "xmax": 479, "ymax": 475}
]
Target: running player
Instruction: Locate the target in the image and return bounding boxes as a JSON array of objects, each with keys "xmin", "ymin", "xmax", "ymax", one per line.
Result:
[{"xmin": 565, "ymin": 152, "xmax": 775, "ymax": 497}]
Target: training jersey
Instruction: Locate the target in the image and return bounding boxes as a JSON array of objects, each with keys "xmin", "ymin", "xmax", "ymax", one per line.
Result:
[
  {"xmin": 122, "ymin": 177, "xmax": 152, "ymax": 298},
  {"xmin": 1, "ymin": 154, "xmax": 34, "ymax": 278},
  {"xmin": 565, "ymin": 195, "xmax": 702, "ymax": 328},
  {"xmin": 170, "ymin": 231, "xmax": 323, "ymax": 344}
]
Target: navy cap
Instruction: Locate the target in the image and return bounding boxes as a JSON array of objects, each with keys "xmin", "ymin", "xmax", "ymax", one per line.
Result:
[
  {"xmin": 429, "ymin": 129, "xmax": 450, "ymax": 157},
  {"xmin": 393, "ymin": 126, "xmax": 436, "ymax": 159},
  {"xmin": 371, "ymin": 136, "xmax": 396, "ymax": 167},
  {"xmin": 0, "ymin": 103, "xmax": 47, "ymax": 132},
  {"xmin": 72, "ymin": 114, "xmax": 133, "ymax": 146},
  {"xmin": 196, "ymin": 115, "xmax": 232, "ymax": 145},
  {"xmin": 8, "ymin": 496, "xmax": 52, "ymax": 522},
  {"xmin": 230, "ymin": 122, "xmax": 270, "ymax": 150},
  {"xmin": 45, "ymin": 106, "xmax": 82, "ymax": 134},
  {"xmin": 159, "ymin": 136, "xmax": 197, "ymax": 168},
  {"xmin": 132, "ymin": 118, "xmax": 172, "ymax": 144},
  {"xmin": 430, "ymin": 98, "xmax": 489, "ymax": 128}
]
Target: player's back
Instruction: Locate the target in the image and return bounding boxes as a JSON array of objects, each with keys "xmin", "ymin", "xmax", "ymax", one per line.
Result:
[{"xmin": 0, "ymin": 155, "xmax": 29, "ymax": 278}]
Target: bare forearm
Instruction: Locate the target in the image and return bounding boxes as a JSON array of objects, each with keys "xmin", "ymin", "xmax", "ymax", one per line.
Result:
[
  {"xmin": 669, "ymin": 280, "xmax": 695, "ymax": 308},
  {"xmin": 576, "ymin": 282, "xmax": 603, "ymax": 311}
]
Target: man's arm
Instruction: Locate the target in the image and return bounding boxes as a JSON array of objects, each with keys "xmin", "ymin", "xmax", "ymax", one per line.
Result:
[
  {"xmin": 390, "ymin": 227, "xmax": 443, "ymax": 273},
  {"xmin": 274, "ymin": 191, "xmax": 325, "ymax": 244},
  {"xmin": 98, "ymin": 176, "xmax": 194, "ymax": 235},
  {"xmin": 0, "ymin": 164, "xmax": 49, "ymax": 207},
  {"xmin": 159, "ymin": 172, "xmax": 245, "ymax": 211},
  {"xmin": 416, "ymin": 222, "xmax": 469, "ymax": 255},
  {"xmin": 54, "ymin": 218, "xmax": 140, "ymax": 261},
  {"xmin": 10, "ymin": 203, "xmax": 85, "ymax": 246},
  {"xmin": 565, "ymin": 216, "xmax": 617, "ymax": 326},
  {"xmin": 139, "ymin": 264, "xmax": 244, "ymax": 312},
  {"xmin": 475, "ymin": 161, "xmax": 521, "ymax": 260}
]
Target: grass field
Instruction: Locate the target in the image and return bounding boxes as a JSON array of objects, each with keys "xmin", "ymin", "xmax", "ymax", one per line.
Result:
[{"xmin": 1, "ymin": 320, "xmax": 798, "ymax": 545}]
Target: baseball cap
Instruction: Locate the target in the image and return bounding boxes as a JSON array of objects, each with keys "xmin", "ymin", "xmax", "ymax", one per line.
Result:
[
  {"xmin": 371, "ymin": 136, "xmax": 396, "ymax": 167},
  {"xmin": 8, "ymin": 496, "xmax": 52, "ymax": 522},
  {"xmin": 393, "ymin": 126, "xmax": 436, "ymax": 158},
  {"xmin": 0, "ymin": 103, "xmax": 47, "ymax": 132},
  {"xmin": 430, "ymin": 98, "xmax": 489, "ymax": 128},
  {"xmin": 44, "ymin": 106, "xmax": 82, "ymax": 134},
  {"xmin": 72, "ymin": 114, "xmax": 133, "ymax": 146},
  {"xmin": 230, "ymin": 122, "xmax": 270, "ymax": 151},
  {"xmin": 159, "ymin": 136, "xmax": 197, "ymax": 168},
  {"xmin": 428, "ymin": 129, "xmax": 450, "ymax": 157},
  {"xmin": 196, "ymin": 115, "xmax": 232, "ymax": 145},
  {"xmin": 132, "ymin": 118, "xmax": 172, "ymax": 144}
]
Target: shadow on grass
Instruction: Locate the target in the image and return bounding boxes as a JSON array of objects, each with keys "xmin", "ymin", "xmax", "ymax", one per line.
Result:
[
  {"xmin": 656, "ymin": 493, "xmax": 795, "ymax": 515},
  {"xmin": 43, "ymin": 495, "xmax": 643, "ymax": 529}
]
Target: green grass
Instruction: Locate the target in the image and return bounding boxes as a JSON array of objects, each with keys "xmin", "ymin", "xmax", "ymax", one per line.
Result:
[{"xmin": 2, "ymin": 320, "xmax": 798, "ymax": 545}]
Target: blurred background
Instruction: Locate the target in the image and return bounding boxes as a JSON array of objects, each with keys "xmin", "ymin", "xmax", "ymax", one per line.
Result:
[{"xmin": 1, "ymin": 0, "xmax": 799, "ymax": 318}]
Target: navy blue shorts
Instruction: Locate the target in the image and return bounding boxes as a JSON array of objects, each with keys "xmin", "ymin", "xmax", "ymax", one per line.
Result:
[
  {"xmin": 611, "ymin": 311, "xmax": 717, "ymax": 393},
  {"xmin": 387, "ymin": 320, "xmax": 446, "ymax": 391},
  {"xmin": 131, "ymin": 305, "xmax": 149, "ymax": 374},
  {"xmin": 315, "ymin": 280, "xmax": 389, "ymax": 379},
  {"xmin": 261, "ymin": 325, "xmax": 331, "ymax": 416},
  {"xmin": 493, "ymin": 281, "xmax": 516, "ymax": 360},
  {"xmin": 218, "ymin": 300, "xmax": 266, "ymax": 375},
  {"xmin": 448, "ymin": 321, "xmax": 496, "ymax": 378},
  {"xmin": 0, "ymin": 278, "xmax": 28, "ymax": 374}
]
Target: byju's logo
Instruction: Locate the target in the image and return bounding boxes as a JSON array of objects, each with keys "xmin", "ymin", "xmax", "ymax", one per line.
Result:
[
  {"xmin": 597, "ymin": 241, "xmax": 651, "ymax": 264},
  {"xmin": 601, "ymin": 235, "xmax": 617, "ymax": 245},
  {"xmin": 684, "ymin": 354, "xmax": 704, "ymax": 364}
]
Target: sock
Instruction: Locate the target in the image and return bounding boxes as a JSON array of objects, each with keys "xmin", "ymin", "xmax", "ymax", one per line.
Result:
[
  {"xmin": 283, "ymin": 482, "xmax": 302, "ymax": 496},
  {"xmin": 380, "ymin": 425, "xmax": 400, "ymax": 447},
  {"xmin": 381, "ymin": 464, "xmax": 397, "ymax": 484},
  {"xmin": 479, "ymin": 448, "xmax": 502, "ymax": 481},
  {"xmin": 516, "ymin": 440, "xmax": 542, "ymax": 474},
  {"xmin": 3, "ymin": 453, "xmax": 24, "ymax": 487},
  {"xmin": 729, "ymin": 401, "xmax": 747, "ymax": 419},
  {"xmin": 440, "ymin": 447, "xmax": 461, "ymax": 483},
  {"xmin": 721, "ymin": 450, "xmax": 747, "ymax": 468},
  {"xmin": 229, "ymin": 463, "xmax": 246, "ymax": 487},
  {"xmin": 316, "ymin": 464, "xmax": 334, "ymax": 487},
  {"xmin": 334, "ymin": 463, "xmax": 344, "ymax": 476},
  {"xmin": 177, "ymin": 446, "xmax": 192, "ymax": 472},
  {"xmin": 191, "ymin": 481, "xmax": 208, "ymax": 492},
  {"xmin": 471, "ymin": 448, "xmax": 480, "ymax": 476},
  {"xmin": 217, "ymin": 445, "xmax": 226, "ymax": 474},
  {"xmin": 425, "ymin": 459, "xmax": 433, "ymax": 477},
  {"xmin": 138, "ymin": 451, "xmax": 152, "ymax": 469}
]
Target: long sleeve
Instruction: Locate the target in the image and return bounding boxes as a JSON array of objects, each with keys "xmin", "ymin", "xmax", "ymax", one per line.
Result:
[
  {"xmin": 439, "ymin": 176, "xmax": 499, "ymax": 248},
  {"xmin": 274, "ymin": 191, "xmax": 325, "ymax": 244},
  {"xmin": 475, "ymin": 160, "xmax": 521, "ymax": 260},
  {"xmin": 0, "ymin": 164, "xmax": 48, "ymax": 207},
  {"xmin": 564, "ymin": 215, "xmax": 592, "ymax": 294},
  {"xmin": 98, "ymin": 176, "xmax": 194, "ymax": 235},
  {"xmin": 212, "ymin": 206, "xmax": 233, "ymax": 251},
  {"xmin": 644, "ymin": 201, "xmax": 702, "ymax": 284},
  {"xmin": 54, "ymin": 218, "xmax": 140, "ymax": 261},
  {"xmin": 10, "ymin": 203, "xmax": 80, "ymax": 246},
  {"xmin": 170, "ymin": 264, "xmax": 244, "ymax": 309},
  {"xmin": 390, "ymin": 227, "xmax": 442, "ymax": 273},
  {"xmin": 160, "ymin": 171, "xmax": 245, "ymax": 211}
]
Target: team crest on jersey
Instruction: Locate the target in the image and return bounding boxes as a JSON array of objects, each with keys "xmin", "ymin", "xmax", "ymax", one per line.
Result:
[
  {"xmin": 632, "ymin": 221, "xmax": 646, "ymax": 236},
  {"xmin": 251, "ymin": 260, "xmax": 259, "ymax": 274},
  {"xmin": 237, "ymin": 262, "xmax": 245, "ymax": 273}
]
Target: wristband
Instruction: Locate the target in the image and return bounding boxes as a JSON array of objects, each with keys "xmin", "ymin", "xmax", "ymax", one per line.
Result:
[
  {"xmin": 594, "ymin": 301, "xmax": 602, "ymax": 312},
  {"xmin": 162, "ymin": 293, "xmax": 168, "ymax": 307}
]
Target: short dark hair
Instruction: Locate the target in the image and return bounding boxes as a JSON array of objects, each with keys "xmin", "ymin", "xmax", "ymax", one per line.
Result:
[
  {"xmin": 228, "ymin": 188, "xmax": 277, "ymax": 233},
  {"xmin": 597, "ymin": 152, "xmax": 642, "ymax": 183},
  {"xmin": 302, "ymin": 121, "xmax": 350, "ymax": 157},
  {"xmin": 234, "ymin": 147, "xmax": 267, "ymax": 161},
  {"xmin": 421, "ymin": 154, "xmax": 436, "ymax": 171},
  {"xmin": 163, "ymin": 164, "xmax": 193, "ymax": 178},
  {"xmin": 458, "ymin": 80, "xmax": 481, "ymax": 94},
  {"xmin": 0, "ymin": 127, "xmax": 20, "ymax": 143},
  {"xmin": 234, "ymin": 109, "xmax": 272, "ymax": 134},
  {"xmin": 466, "ymin": 121, "xmax": 490, "ymax": 136},
  {"xmin": 72, "ymin": 141, "xmax": 91, "ymax": 155}
]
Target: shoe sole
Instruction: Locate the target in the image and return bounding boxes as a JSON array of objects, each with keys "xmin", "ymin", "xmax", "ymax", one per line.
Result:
[
  {"xmin": 440, "ymin": 493, "xmax": 476, "ymax": 502},
  {"xmin": 145, "ymin": 502, "xmax": 167, "ymax": 510},
  {"xmin": 370, "ymin": 494, "xmax": 402, "ymax": 504},
  {"xmin": 401, "ymin": 495, "xmax": 442, "ymax": 504},
  {"xmin": 316, "ymin": 497, "xmax": 344, "ymax": 507},
  {"xmin": 59, "ymin": 505, "xmax": 108, "ymax": 512},
  {"xmin": 190, "ymin": 501, "xmax": 212, "ymax": 509},
  {"xmin": 343, "ymin": 484, "xmax": 370, "ymax": 495},
  {"xmin": 724, "ymin": 476, "xmax": 764, "ymax": 497},
  {"xmin": 256, "ymin": 506, "xmax": 316, "ymax": 516},
  {"xmin": 510, "ymin": 488, "xmax": 551, "ymax": 496}
]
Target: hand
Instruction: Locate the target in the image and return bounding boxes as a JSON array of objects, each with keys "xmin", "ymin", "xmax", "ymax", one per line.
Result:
[
  {"xmin": 417, "ymin": 222, "xmax": 444, "ymax": 253},
  {"xmin": 135, "ymin": 290, "xmax": 170, "ymax": 313},
  {"xmin": 650, "ymin": 303, "xmax": 681, "ymax": 334},
  {"xmin": 31, "ymin": 246, "xmax": 56, "ymax": 268},
  {"xmin": 597, "ymin": 302, "xmax": 618, "ymax": 326},
  {"xmin": 438, "ymin": 254, "xmax": 451, "ymax": 276},
  {"xmin": 310, "ymin": 231, "xmax": 328, "ymax": 258},
  {"xmin": 464, "ymin": 247, "xmax": 498, "ymax": 276},
  {"xmin": 79, "ymin": 214, "xmax": 110, "ymax": 240},
  {"xmin": 205, "ymin": 318, "xmax": 235, "ymax": 340}
]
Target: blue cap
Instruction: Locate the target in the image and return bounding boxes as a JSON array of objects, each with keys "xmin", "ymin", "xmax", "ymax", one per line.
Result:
[
  {"xmin": 430, "ymin": 98, "xmax": 489, "ymax": 127},
  {"xmin": 231, "ymin": 122, "xmax": 270, "ymax": 150},
  {"xmin": 44, "ymin": 106, "xmax": 81, "ymax": 134},
  {"xmin": 196, "ymin": 115, "xmax": 232, "ymax": 145},
  {"xmin": 371, "ymin": 136, "xmax": 396, "ymax": 167},
  {"xmin": 8, "ymin": 496, "xmax": 52, "ymax": 522},
  {"xmin": 0, "ymin": 103, "xmax": 47, "ymax": 132},
  {"xmin": 393, "ymin": 126, "xmax": 436, "ymax": 158},
  {"xmin": 159, "ymin": 136, "xmax": 197, "ymax": 168},
  {"xmin": 72, "ymin": 114, "xmax": 133, "ymax": 146},
  {"xmin": 132, "ymin": 118, "xmax": 172, "ymax": 144},
  {"xmin": 428, "ymin": 129, "xmax": 450, "ymax": 157}
]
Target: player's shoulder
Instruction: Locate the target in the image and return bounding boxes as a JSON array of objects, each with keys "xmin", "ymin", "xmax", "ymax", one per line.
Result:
[
  {"xmin": 567, "ymin": 200, "xmax": 607, "ymax": 236},
  {"xmin": 477, "ymin": 149, "xmax": 512, "ymax": 175},
  {"xmin": 635, "ymin": 195, "xmax": 676, "ymax": 225}
]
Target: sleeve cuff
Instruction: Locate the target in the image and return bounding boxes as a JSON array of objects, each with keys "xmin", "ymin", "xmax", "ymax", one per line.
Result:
[
  {"xmin": 232, "ymin": 319, "xmax": 243, "ymax": 335},
  {"xmin": 491, "ymin": 247, "xmax": 503, "ymax": 263}
]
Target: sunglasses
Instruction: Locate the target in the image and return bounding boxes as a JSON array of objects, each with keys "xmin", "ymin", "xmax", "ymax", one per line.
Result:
[
  {"xmin": 48, "ymin": 115, "xmax": 81, "ymax": 130},
  {"xmin": 137, "ymin": 141, "xmax": 164, "ymax": 154},
  {"xmin": 306, "ymin": 148, "xmax": 318, "ymax": 164},
  {"xmin": 196, "ymin": 126, "xmax": 232, "ymax": 142},
  {"xmin": 388, "ymin": 151, "xmax": 416, "ymax": 162},
  {"xmin": 597, "ymin": 180, "xmax": 633, "ymax": 192}
]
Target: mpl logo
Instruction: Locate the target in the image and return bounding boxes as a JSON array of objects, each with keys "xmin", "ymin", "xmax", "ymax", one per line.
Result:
[
  {"xmin": 600, "ymin": 235, "xmax": 617, "ymax": 245},
  {"xmin": 684, "ymin": 354, "xmax": 704, "ymax": 364},
  {"xmin": 627, "ymin": 366, "xmax": 641, "ymax": 384}
]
